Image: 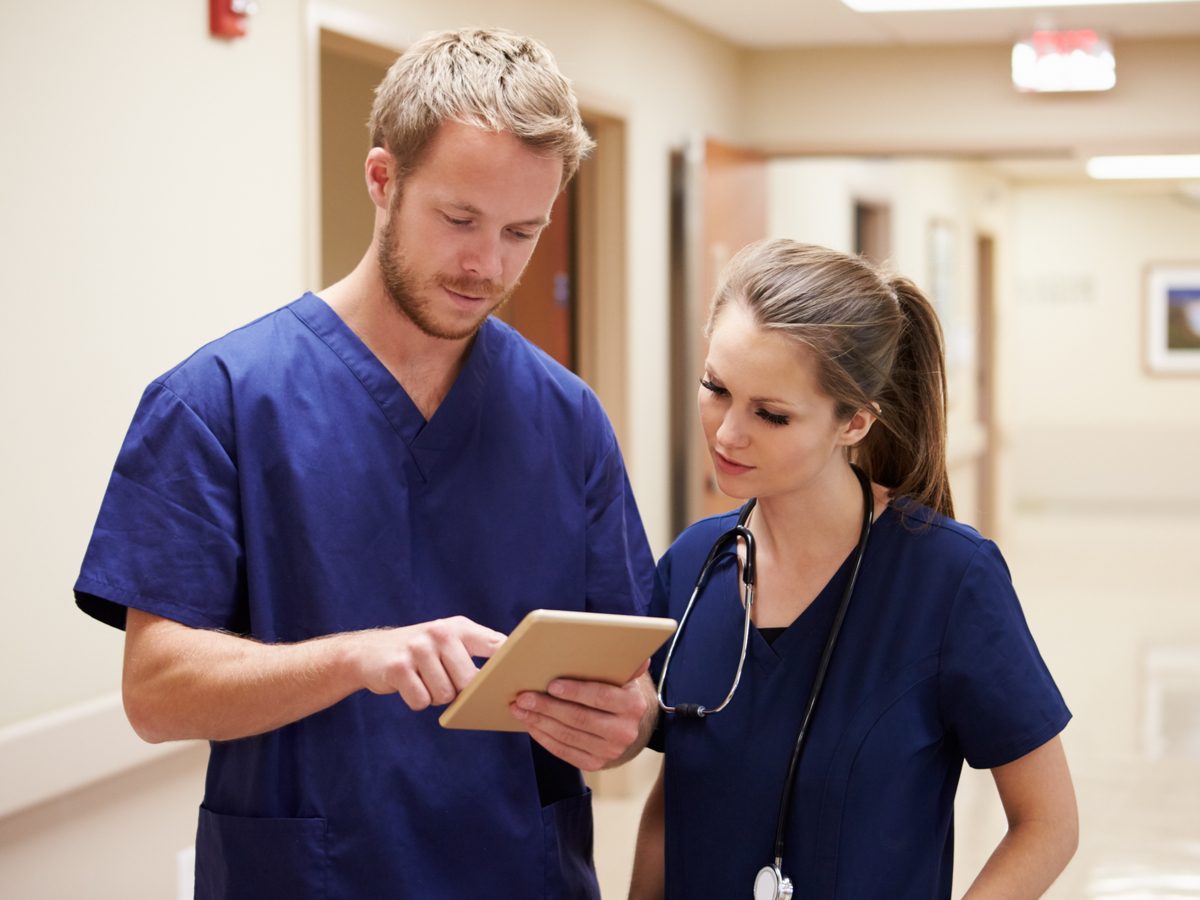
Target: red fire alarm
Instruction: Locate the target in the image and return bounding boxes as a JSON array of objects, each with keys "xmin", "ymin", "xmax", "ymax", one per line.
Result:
[{"xmin": 210, "ymin": 0, "xmax": 258, "ymax": 40}]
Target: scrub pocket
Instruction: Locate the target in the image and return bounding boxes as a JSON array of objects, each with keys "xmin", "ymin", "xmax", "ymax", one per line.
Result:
[
  {"xmin": 195, "ymin": 805, "xmax": 330, "ymax": 900},
  {"xmin": 541, "ymin": 787, "xmax": 601, "ymax": 900}
]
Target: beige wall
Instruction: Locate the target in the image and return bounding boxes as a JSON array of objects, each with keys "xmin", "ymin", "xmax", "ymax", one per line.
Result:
[
  {"xmin": 1, "ymin": 0, "xmax": 310, "ymax": 729},
  {"xmin": 0, "ymin": 745, "xmax": 208, "ymax": 900},
  {"xmin": 1004, "ymin": 182, "xmax": 1200, "ymax": 509},
  {"xmin": 2, "ymin": 1, "xmax": 309, "ymax": 889},
  {"xmin": 744, "ymin": 38, "xmax": 1200, "ymax": 156}
]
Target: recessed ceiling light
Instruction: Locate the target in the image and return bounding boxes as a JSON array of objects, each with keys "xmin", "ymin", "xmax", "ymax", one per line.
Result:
[
  {"xmin": 1086, "ymin": 155, "xmax": 1200, "ymax": 179},
  {"xmin": 842, "ymin": 0, "xmax": 1195, "ymax": 11}
]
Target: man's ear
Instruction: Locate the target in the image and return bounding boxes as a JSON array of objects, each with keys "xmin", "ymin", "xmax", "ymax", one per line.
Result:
[
  {"xmin": 839, "ymin": 405, "xmax": 878, "ymax": 448},
  {"xmin": 364, "ymin": 147, "xmax": 395, "ymax": 211}
]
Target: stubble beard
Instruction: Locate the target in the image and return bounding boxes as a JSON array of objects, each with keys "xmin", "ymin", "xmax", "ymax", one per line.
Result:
[{"xmin": 377, "ymin": 202, "xmax": 517, "ymax": 342}]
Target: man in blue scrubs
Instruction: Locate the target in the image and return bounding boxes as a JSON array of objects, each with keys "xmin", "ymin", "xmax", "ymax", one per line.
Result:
[{"xmin": 75, "ymin": 28, "xmax": 656, "ymax": 899}]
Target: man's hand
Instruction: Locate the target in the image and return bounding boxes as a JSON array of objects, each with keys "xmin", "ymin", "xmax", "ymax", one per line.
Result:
[
  {"xmin": 509, "ymin": 662, "xmax": 657, "ymax": 770},
  {"xmin": 353, "ymin": 616, "xmax": 506, "ymax": 710}
]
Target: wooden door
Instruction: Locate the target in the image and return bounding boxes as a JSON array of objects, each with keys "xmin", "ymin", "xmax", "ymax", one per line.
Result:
[
  {"xmin": 671, "ymin": 138, "xmax": 768, "ymax": 532},
  {"xmin": 501, "ymin": 187, "xmax": 574, "ymax": 369},
  {"xmin": 975, "ymin": 233, "xmax": 998, "ymax": 538}
]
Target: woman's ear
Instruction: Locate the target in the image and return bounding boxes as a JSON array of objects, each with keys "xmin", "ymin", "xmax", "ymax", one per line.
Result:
[
  {"xmin": 364, "ymin": 147, "xmax": 395, "ymax": 211},
  {"xmin": 839, "ymin": 405, "xmax": 878, "ymax": 447}
]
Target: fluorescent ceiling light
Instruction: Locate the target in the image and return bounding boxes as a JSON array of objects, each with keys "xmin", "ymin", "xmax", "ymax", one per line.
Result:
[
  {"xmin": 843, "ymin": 0, "xmax": 1194, "ymax": 11},
  {"xmin": 1086, "ymin": 155, "xmax": 1200, "ymax": 179}
]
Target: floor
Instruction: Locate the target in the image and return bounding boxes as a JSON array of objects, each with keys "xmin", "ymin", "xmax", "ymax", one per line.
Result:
[{"xmin": 592, "ymin": 504, "xmax": 1200, "ymax": 898}]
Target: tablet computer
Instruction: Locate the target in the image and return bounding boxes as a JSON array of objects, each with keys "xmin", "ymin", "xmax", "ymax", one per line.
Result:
[{"xmin": 438, "ymin": 609, "xmax": 677, "ymax": 732}]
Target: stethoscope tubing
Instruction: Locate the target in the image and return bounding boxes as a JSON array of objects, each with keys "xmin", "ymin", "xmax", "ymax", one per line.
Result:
[
  {"xmin": 768, "ymin": 464, "xmax": 874, "ymax": 867},
  {"xmin": 657, "ymin": 463, "xmax": 875, "ymax": 884},
  {"xmin": 657, "ymin": 523, "xmax": 756, "ymax": 718}
]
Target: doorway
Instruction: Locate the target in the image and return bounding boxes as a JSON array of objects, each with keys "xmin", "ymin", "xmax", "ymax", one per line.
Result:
[
  {"xmin": 975, "ymin": 233, "xmax": 998, "ymax": 537},
  {"xmin": 854, "ymin": 199, "xmax": 892, "ymax": 264},
  {"xmin": 670, "ymin": 137, "xmax": 768, "ymax": 531}
]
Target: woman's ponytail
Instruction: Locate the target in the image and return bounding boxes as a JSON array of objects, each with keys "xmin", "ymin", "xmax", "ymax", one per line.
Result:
[
  {"xmin": 711, "ymin": 240, "xmax": 954, "ymax": 521},
  {"xmin": 854, "ymin": 275, "xmax": 954, "ymax": 519}
]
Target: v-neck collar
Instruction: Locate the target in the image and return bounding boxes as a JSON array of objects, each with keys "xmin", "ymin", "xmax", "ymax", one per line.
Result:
[
  {"xmin": 724, "ymin": 506, "xmax": 892, "ymax": 672},
  {"xmin": 744, "ymin": 554, "xmax": 846, "ymax": 673},
  {"xmin": 288, "ymin": 292, "xmax": 495, "ymax": 481}
]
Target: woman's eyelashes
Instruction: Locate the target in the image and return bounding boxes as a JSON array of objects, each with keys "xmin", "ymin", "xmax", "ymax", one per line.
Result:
[
  {"xmin": 701, "ymin": 377, "xmax": 790, "ymax": 426},
  {"xmin": 756, "ymin": 409, "xmax": 790, "ymax": 427}
]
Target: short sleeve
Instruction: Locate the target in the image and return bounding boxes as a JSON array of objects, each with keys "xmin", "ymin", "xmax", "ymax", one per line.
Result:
[
  {"xmin": 581, "ymin": 390, "xmax": 655, "ymax": 617},
  {"xmin": 939, "ymin": 541, "xmax": 1070, "ymax": 769},
  {"xmin": 74, "ymin": 381, "xmax": 245, "ymax": 632}
]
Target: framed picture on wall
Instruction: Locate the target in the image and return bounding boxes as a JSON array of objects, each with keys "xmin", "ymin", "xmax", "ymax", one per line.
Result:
[{"xmin": 1145, "ymin": 263, "xmax": 1200, "ymax": 375}]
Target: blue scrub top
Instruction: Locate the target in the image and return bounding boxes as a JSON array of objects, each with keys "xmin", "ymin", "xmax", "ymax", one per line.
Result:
[
  {"xmin": 75, "ymin": 293, "xmax": 654, "ymax": 900},
  {"xmin": 650, "ymin": 503, "xmax": 1070, "ymax": 900}
]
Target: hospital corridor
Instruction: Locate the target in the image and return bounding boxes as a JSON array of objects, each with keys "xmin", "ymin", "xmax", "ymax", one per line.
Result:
[{"xmin": 3, "ymin": 1, "xmax": 1200, "ymax": 898}]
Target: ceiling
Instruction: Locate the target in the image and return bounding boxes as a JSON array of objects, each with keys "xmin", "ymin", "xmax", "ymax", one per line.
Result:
[
  {"xmin": 640, "ymin": 0, "xmax": 1200, "ymax": 48},
  {"xmin": 637, "ymin": 0, "xmax": 1200, "ymax": 185}
]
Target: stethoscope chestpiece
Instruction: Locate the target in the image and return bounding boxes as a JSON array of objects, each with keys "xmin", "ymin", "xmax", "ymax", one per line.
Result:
[{"xmin": 754, "ymin": 864, "xmax": 793, "ymax": 900}]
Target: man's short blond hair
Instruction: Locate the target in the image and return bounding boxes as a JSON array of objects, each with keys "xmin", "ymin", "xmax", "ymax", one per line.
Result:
[{"xmin": 369, "ymin": 27, "xmax": 595, "ymax": 187}]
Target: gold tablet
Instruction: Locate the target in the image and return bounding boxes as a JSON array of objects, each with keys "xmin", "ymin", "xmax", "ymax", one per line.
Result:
[{"xmin": 438, "ymin": 609, "xmax": 677, "ymax": 732}]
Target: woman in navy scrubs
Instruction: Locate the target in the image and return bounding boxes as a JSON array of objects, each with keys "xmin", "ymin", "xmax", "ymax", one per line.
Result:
[{"xmin": 630, "ymin": 240, "xmax": 1077, "ymax": 899}]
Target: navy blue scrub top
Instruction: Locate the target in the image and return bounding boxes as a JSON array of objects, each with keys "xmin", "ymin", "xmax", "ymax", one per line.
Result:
[
  {"xmin": 75, "ymin": 293, "xmax": 655, "ymax": 900},
  {"xmin": 650, "ymin": 503, "xmax": 1070, "ymax": 900}
]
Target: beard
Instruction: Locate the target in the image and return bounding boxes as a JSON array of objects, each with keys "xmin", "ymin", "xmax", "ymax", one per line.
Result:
[{"xmin": 377, "ymin": 201, "xmax": 517, "ymax": 342}]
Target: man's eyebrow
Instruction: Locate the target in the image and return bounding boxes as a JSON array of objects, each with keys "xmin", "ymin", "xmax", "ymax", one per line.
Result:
[{"xmin": 444, "ymin": 201, "xmax": 549, "ymax": 228}]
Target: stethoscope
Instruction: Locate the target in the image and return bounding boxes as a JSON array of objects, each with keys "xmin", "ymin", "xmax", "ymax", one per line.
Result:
[{"xmin": 657, "ymin": 464, "xmax": 874, "ymax": 900}]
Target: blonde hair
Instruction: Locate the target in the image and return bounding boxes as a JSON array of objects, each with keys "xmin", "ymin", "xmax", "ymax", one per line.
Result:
[
  {"xmin": 369, "ymin": 27, "xmax": 594, "ymax": 186},
  {"xmin": 708, "ymin": 239, "xmax": 954, "ymax": 519}
]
